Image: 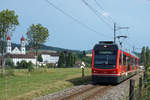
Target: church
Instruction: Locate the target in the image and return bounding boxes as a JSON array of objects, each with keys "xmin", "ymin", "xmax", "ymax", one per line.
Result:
[
  {"xmin": 6, "ymin": 35, "xmax": 26, "ymax": 54},
  {"xmin": 5, "ymin": 35, "xmax": 36, "ymax": 65}
]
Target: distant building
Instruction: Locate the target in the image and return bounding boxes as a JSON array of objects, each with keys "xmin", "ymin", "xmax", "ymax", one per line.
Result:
[
  {"xmin": 4, "ymin": 35, "xmax": 36, "ymax": 65},
  {"xmin": 0, "ymin": 36, "xmax": 60, "ymax": 66},
  {"xmin": 27, "ymin": 51, "xmax": 60, "ymax": 65},
  {"xmin": 86, "ymin": 54, "xmax": 92, "ymax": 57},
  {"xmin": 41, "ymin": 52, "xmax": 59, "ymax": 64},
  {"xmin": 6, "ymin": 35, "xmax": 26, "ymax": 54}
]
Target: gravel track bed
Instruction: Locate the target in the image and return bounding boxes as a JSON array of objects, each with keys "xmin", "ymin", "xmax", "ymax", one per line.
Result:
[
  {"xmin": 88, "ymin": 72, "xmax": 143, "ymax": 100},
  {"xmin": 34, "ymin": 72, "xmax": 143, "ymax": 100},
  {"xmin": 34, "ymin": 84, "xmax": 95, "ymax": 100}
]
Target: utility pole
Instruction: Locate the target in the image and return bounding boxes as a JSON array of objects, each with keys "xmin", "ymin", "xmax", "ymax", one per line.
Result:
[
  {"xmin": 114, "ymin": 23, "xmax": 116, "ymax": 43},
  {"xmin": 113, "ymin": 22, "xmax": 129, "ymax": 44}
]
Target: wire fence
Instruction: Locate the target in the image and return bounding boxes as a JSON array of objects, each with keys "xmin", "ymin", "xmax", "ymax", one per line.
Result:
[{"xmin": 123, "ymin": 73, "xmax": 150, "ymax": 100}]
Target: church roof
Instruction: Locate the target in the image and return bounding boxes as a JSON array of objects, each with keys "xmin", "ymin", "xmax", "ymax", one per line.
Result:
[
  {"xmin": 21, "ymin": 36, "xmax": 25, "ymax": 41},
  {"xmin": 5, "ymin": 54, "xmax": 35, "ymax": 59},
  {"xmin": 26, "ymin": 51, "xmax": 59, "ymax": 57},
  {"xmin": 7, "ymin": 35, "xmax": 11, "ymax": 40}
]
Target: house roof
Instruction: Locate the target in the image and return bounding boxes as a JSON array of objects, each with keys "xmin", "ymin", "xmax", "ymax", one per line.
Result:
[
  {"xmin": 5, "ymin": 54, "xmax": 35, "ymax": 59},
  {"xmin": 26, "ymin": 51, "xmax": 59, "ymax": 57}
]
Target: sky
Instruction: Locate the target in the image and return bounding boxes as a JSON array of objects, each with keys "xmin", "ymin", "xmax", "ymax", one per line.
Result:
[{"xmin": 0, "ymin": 0, "xmax": 150, "ymax": 51}]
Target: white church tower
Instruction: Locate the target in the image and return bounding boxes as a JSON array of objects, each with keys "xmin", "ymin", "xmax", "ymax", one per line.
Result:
[
  {"xmin": 21, "ymin": 36, "xmax": 26, "ymax": 54},
  {"xmin": 6, "ymin": 35, "xmax": 11, "ymax": 54}
]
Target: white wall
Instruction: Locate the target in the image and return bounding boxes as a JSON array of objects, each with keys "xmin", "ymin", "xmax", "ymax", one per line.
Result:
[
  {"xmin": 41, "ymin": 54, "xmax": 59, "ymax": 64},
  {"xmin": 12, "ymin": 58, "xmax": 36, "ymax": 65}
]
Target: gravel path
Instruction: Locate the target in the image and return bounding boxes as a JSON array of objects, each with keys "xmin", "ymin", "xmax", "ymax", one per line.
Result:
[{"xmin": 34, "ymin": 72, "xmax": 143, "ymax": 100}]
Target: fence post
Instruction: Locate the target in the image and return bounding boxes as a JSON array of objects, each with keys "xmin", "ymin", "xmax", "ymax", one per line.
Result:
[
  {"xmin": 139, "ymin": 77, "xmax": 142, "ymax": 95},
  {"xmin": 144, "ymin": 71, "xmax": 147, "ymax": 88},
  {"xmin": 82, "ymin": 67, "xmax": 84, "ymax": 79},
  {"xmin": 129, "ymin": 79, "xmax": 135, "ymax": 100}
]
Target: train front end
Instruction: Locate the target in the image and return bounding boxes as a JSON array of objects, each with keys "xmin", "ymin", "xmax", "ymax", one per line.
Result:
[{"xmin": 92, "ymin": 41, "xmax": 120, "ymax": 84}]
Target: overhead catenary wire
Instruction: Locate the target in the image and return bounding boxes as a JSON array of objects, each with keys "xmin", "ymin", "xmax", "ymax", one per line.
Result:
[
  {"xmin": 44, "ymin": 0, "xmax": 111, "ymax": 38},
  {"xmin": 82, "ymin": 0, "xmax": 113, "ymax": 31},
  {"xmin": 94, "ymin": 0, "xmax": 115, "ymax": 23}
]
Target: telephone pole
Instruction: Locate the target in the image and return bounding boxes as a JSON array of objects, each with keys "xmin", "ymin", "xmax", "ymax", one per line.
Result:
[
  {"xmin": 114, "ymin": 23, "xmax": 116, "ymax": 43},
  {"xmin": 114, "ymin": 23, "xmax": 129, "ymax": 43}
]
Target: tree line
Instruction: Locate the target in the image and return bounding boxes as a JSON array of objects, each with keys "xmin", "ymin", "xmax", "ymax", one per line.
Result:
[
  {"xmin": 138, "ymin": 46, "xmax": 150, "ymax": 100},
  {"xmin": 58, "ymin": 51, "xmax": 92, "ymax": 68}
]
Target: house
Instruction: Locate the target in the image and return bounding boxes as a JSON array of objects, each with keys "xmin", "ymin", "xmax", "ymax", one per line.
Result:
[
  {"xmin": 41, "ymin": 52, "xmax": 59, "ymax": 64},
  {"xmin": 27, "ymin": 51, "xmax": 60, "ymax": 65}
]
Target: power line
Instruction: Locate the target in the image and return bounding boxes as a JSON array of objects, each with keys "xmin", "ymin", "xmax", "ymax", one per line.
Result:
[
  {"xmin": 94, "ymin": 0, "xmax": 105, "ymax": 11},
  {"xmin": 94, "ymin": 0, "xmax": 115, "ymax": 23},
  {"xmin": 82, "ymin": 0, "xmax": 113, "ymax": 31},
  {"xmin": 44, "ymin": 0, "xmax": 111, "ymax": 38}
]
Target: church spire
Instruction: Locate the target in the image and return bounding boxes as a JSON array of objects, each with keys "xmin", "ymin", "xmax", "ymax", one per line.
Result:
[
  {"xmin": 6, "ymin": 35, "xmax": 11, "ymax": 54},
  {"xmin": 21, "ymin": 35, "xmax": 26, "ymax": 54}
]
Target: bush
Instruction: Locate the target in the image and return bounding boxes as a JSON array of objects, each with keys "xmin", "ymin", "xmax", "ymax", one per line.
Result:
[
  {"xmin": 27, "ymin": 61, "xmax": 34, "ymax": 72},
  {"xmin": 5, "ymin": 57, "xmax": 14, "ymax": 68},
  {"xmin": 16, "ymin": 60, "xmax": 28, "ymax": 69},
  {"xmin": 16, "ymin": 60, "xmax": 34, "ymax": 70},
  {"xmin": 47, "ymin": 63, "xmax": 56, "ymax": 68}
]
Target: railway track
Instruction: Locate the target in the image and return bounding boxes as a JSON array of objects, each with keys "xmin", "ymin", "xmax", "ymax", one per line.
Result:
[
  {"xmin": 49, "ymin": 84, "xmax": 113, "ymax": 100},
  {"xmin": 35, "ymin": 71, "xmax": 143, "ymax": 100}
]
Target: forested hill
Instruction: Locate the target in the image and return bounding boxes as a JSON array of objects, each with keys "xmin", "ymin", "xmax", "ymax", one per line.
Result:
[{"xmin": 11, "ymin": 43, "xmax": 81, "ymax": 53}]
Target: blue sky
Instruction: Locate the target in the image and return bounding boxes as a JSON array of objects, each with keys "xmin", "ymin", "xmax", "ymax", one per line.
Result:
[{"xmin": 0, "ymin": 0, "xmax": 150, "ymax": 51}]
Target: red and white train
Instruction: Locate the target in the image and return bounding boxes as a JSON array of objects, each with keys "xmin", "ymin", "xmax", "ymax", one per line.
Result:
[{"xmin": 92, "ymin": 41, "xmax": 139, "ymax": 84}]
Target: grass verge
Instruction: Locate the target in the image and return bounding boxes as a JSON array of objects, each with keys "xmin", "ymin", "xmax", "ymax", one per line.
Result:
[{"xmin": 0, "ymin": 68, "xmax": 91, "ymax": 100}]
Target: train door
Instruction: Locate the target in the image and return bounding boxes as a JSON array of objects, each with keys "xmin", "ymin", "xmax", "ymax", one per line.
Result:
[
  {"xmin": 127, "ymin": 56, "xmax": 130, "ymax": 71},
  {"xmin": 123, "ymin": 54, "xmax": 126, "ymax": 73},
  {"xmin": 119, "ymin": 52, "xmax": 123, "ymax": 73}
]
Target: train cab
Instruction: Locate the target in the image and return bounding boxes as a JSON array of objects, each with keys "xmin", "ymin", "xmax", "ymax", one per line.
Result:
[{"xmin": 92, "ymin": 41, "xmax": 139, "ymax": 84}]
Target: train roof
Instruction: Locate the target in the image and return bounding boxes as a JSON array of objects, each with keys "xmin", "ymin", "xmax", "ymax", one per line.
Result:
[{"xmin": 94, "ymin": 41, "xmax": 139, "ymax": 59}]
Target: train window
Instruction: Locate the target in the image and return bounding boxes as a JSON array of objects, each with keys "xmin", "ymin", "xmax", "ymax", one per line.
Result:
[
  {"xmin": 131, "ymin": 58, "xmax": 135, "ymax": 69},
  {"xmin": 123, "ymin": 54, "xmax": 126, "ymax": 65},
  {"xmin": 131, "ymin": 58, "xmax": 133, "ymax": 65},
  {"xmin": 127, "ymin": 57, "xmax": 130, "ymax": 71},
  {"xmin": 119, "ymin": 53, "xmax": 122, "ymax": 65},
  {"xmin": 94, "ymin": 50, "xmax": 117, "ymax": 66},
  {"xmin": 137, "ymin": 60, "xmax": 138, "ymax": 65},
  {"xmin": 135, "ymin": 60, "xmax": 137, "ymax": 66},
  {"xmin": 95, "ymin": 51, "xmax": 115, "ymax": 55}
]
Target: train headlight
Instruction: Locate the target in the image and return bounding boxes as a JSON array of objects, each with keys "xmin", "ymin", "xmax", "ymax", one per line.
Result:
[{"xmin": 112, "ymin": 71, "xmax": 116, "ymax": 73}]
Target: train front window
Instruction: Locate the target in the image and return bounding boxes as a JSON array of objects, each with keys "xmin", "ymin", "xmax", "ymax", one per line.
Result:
[{"xmin": 94, "ymin": 50, "xmax": 117, "ymax": 66}]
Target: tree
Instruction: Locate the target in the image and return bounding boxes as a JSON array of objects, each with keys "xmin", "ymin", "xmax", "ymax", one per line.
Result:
[
  {"xmin": 16, "ymin": 60, "xmax": 28, "ymax": 69},
  {"xmin": 27, "ymin": 61, "xmax": 34, "ymax": 72},
  {"xmin": 0, "ymin": 9, "xmax": 19, "ymax": 73},
  {"xmin": 82, "ymin": 51, "xmax": 86, "ymax": 57},
  {"xmin": 58, "ymin": 52, "xmax": 65, "ymax": 68},
  {"xmin": 140, "ymin": 47, "xmax": 146, "ymax": 65},
  {"xmin": 65, "ymin": 53, "xmax": 69, "ymax": 67},
  {"xmin": 37, "ymin": 54, "xmax": 43, "ymax": 63},
  {"xmin": 26, "ymin": 24, "xmax": 49, "ymax": 68},
  {"xmin": 146, "ymin": 46, "xmax": 150, "ymax": 66},
  {"xmin": 5, "ymin": 57, "xmax": 14, "ymax": 68}
]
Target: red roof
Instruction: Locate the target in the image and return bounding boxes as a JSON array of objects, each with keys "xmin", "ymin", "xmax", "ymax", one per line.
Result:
[
  {"xmin": 21, "ymin": 36, "xmax": 25, "ymax": 41},
  {"xmin": 7, "ymin": 36, "xmax": 11, "ymax": 40}
]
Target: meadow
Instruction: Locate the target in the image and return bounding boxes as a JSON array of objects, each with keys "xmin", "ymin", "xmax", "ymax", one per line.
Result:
[{"xmin": 0, "ymin": 68, "xmax": 91, "ymax": 100}]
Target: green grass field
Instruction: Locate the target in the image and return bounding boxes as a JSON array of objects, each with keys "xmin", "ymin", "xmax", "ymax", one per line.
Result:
[{"xmin": 0, "ymin": 68, "xmax": 91, "ymax": 100}]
